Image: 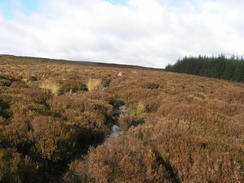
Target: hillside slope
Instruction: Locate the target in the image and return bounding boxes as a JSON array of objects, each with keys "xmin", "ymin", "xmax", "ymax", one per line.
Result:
[{"xmin": 0, "ymin": 56, "xmax": 243, "ymax": 183}]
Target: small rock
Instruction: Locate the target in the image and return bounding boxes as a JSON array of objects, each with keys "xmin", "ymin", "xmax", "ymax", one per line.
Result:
[{"xmin": 117, "ymin": 72, "xmax": 123, "ymax": 77}]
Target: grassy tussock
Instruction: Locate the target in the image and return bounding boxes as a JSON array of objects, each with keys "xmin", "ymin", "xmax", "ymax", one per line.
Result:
[
  {"xmin": 39, "ymin": 79, "xmax": 60, "ymax": 96},
  {"xmin": 87, "ymin": 78, "xmax": 103, "ymax": 91},
  {"xmin": 133, "ymin": 101, "xmax": 145, "ymax": 116}
]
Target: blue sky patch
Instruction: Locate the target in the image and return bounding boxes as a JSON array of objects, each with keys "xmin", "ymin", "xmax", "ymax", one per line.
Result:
[
  {"xmin": 106, "ymin": 0, "xmax": 128, "ymax": 5},
  {"xmin": 0, "ymin": 0, "xmax": 40, "ymax": 19}
]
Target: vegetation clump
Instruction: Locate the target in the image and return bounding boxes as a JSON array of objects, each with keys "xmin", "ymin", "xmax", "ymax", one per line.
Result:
[
  {"xmin": 39, "ymin": 80, "xmax": 60, "ymax": 96},
  {"xmin": 64, "ymin": 136, "xmax": 175, "ymax": 183},
  {"xmin": 118, "ymin": 114, "xmax": 144, "ymax": 130},
  {"xmin": 0, "ymin": 148, "xmax": 38, "ymax": 183},
  {"xmin": 87, "ymin": 78, "xmax": 103, "ymax": 91}
]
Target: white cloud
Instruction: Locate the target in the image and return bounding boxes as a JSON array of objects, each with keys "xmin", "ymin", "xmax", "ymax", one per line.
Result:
[{"xmin": 0, "ymin": 0, "xmax": 244, "ymax": 68}]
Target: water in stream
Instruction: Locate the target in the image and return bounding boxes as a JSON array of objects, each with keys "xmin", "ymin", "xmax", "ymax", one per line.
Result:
[{"xmin": 110, "ymin": 125, "xmax": 122, "ymax": 138}]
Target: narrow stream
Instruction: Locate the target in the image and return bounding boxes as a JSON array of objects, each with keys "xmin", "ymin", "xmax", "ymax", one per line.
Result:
[
  {"xmin": 107, "ymin": 99, "xmax": 125, "ymax": 140},
  {"xmin": 110, "ymin": 125, "xmax": 122, "ymax": 138},
  {"xmin": 73, "ymin": 100, "xmax": 125, "ymax": 161}
]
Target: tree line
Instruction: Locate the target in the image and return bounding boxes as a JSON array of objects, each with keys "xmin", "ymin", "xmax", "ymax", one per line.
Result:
[{"xmin": 165, "ymin": 55, "xmax": 244, "ymax": 82}]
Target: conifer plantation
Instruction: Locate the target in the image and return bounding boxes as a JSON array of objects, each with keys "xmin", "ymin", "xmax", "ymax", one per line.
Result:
[{"xmin": 165, "ymin": 56, "xmax": 244, "ymax": 82}]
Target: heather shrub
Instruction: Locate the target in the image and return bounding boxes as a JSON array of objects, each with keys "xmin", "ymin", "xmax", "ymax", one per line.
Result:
[
  {"xmin": 30, "ymin": 116, "xmax": 81, "ymax": 161},
  {"xmin": 0, "ymin": 75, "xmax": 12, "ymax": 87},
  {"xmin": 156, "ymin": 136, "xmax": 244, "ymax": 183},
  {"xmin": 0, "ymin": 98, "xmax": 11, "ymax": 119},
  {"xmin": 51, "ymin": 96, "xmax": 85, "ymax": 113},
  {"xmin": 119, "ymin": 88, "xmax": 159, "ymax": 105},
  {"xmin": 118, "ymin": 114, "xmax": 144, "ymax": 130},
  {"xmin": 57, "ymin": 80, "xmax": 87, "ymax": 94},
  {"xmin": 26, "ymin": 103, "xmax": 58, "ymax": 117},
  {"xmin": 83, "ymin": 99, "xmax": 113, "ymax": 117},
  {"xmin": 207, "ymin": 100, "xmax": 241, "ymax": 116},
  {"xmin": 102, "ymin": 76, "xmax": 111, "ymax": 87},
  {"xmin": 130, "ymin": 119, "xmax": 244, "ymax": 183},
  {"xmin": 165, "ymin": 88, "xmax": 178, "ymax": 95},
  {"xmin": 167, "ymin": 103, "xmax": 208, "ymax": 122},
  {"xmin": 0, "ymin": 148, "xmax": 38, "ymax": 183},
  {"xmin": 51, "ymin": 96, "xmax": 112, "ymax": 130},
  {"xmin": 22, "ymin": 88, "xmax": 52, "ymax": 104},
  {"xmin": 0, "ymin": 79, "xmax": 11, "ymax": 86},
  {"xmin": 157, "ymin": 102, "xmax": 179, "ymax": 116},
  {"xmin": 0, "ymin": 116, "xmax": 5, "ymax": 125},
  {"xmin": 30, "ymin": 115, "xmax": 105, "ymax": 162},
  {"xmin": 77, "ymin": 111, "xmax": 110, "ymax": 130},
  {"xmin": 82, "ymin": 91, "xmax": 115, "ymax": 104},
  {"xmin": 28, "ymin": 76, "xmax": 38, "ymax": 81},
  {"xmin": 10, "ymin": 81, "xmax": 29, "ymax": 88},
  {"xmin": 2, "ymin": 115, "xmax": 32, "ymax": 152},
  {"xmin": 64, "ymin": 136, "xmax": 174, "ymax": 183},
  {"xmin": 141, "ymin": 81, "xmax": 160, "ymax": 89},
  {"xmin": 144, "ymin": 97, "xmax": 161, "ymax": 112}
]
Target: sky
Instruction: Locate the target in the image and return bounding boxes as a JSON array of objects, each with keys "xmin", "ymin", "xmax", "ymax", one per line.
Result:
[{"xmin": 0, "ymin": 0, "xmax": 244, "ymax": 68}]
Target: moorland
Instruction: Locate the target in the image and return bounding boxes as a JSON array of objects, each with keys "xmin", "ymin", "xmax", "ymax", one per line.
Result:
[{"xmin": 0, "ymin": 55, "xmax": 243, "ymax": 183}]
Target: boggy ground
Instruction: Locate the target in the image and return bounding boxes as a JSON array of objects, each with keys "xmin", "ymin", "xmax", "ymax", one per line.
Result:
[{"xmin": 0, "ymin": 55, "xmax": 243, "ymax": 183}]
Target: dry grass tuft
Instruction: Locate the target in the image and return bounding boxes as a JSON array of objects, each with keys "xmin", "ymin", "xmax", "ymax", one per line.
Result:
[
  {"xmin": 87, "ymin": 78, "xmax": 103, "ymax": 91},
  {"xmin": 134, "ymin": 101, "xmax": 145, "ymax": 116},
  {"xmin": 39, "ymin": 79, "xmax": 60, "ymax": 96}
]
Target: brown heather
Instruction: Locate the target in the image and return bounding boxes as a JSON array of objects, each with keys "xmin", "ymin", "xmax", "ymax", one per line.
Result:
[{"xmin": 0, "ymin": 55, "xmax": 243, "ymax": 183}]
